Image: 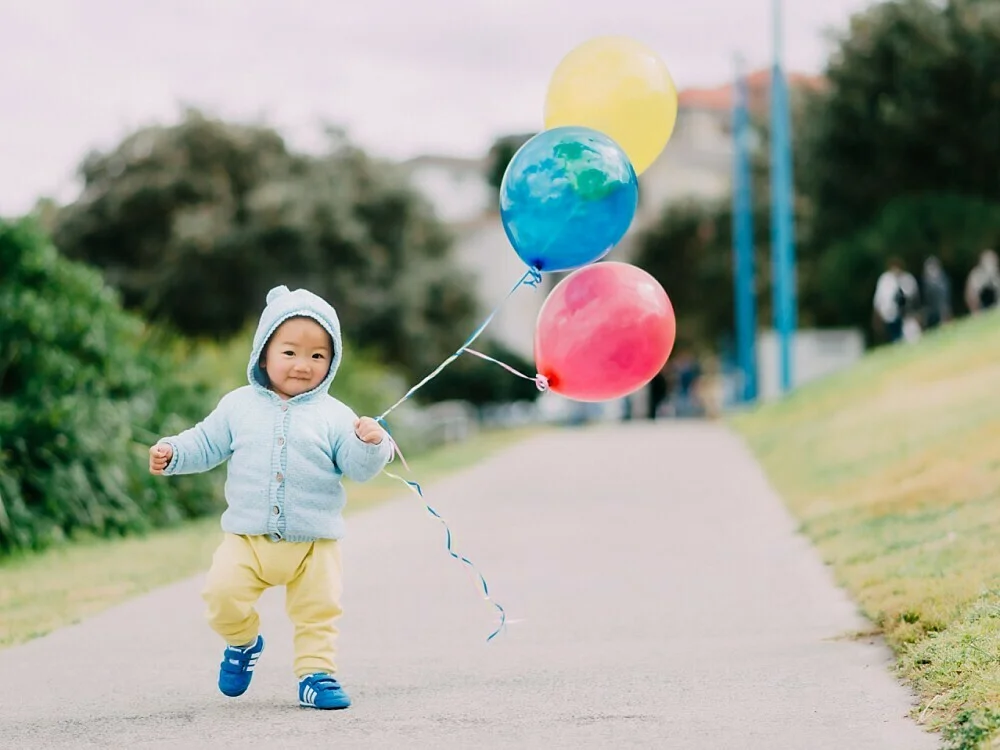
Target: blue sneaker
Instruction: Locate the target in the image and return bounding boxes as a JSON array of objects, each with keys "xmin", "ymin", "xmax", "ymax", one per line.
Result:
[
  {"xmin": 299, "ymin": 673, "xmax": 351, "ymax": 710},
  {"xmin": 217, "ymin": 635, "xmax": 264, "ymax": 697}
]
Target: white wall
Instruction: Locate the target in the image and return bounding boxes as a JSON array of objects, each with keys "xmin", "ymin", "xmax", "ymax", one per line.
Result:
[
  {"xmin": 408, "ymin": 162, "xmax": 492, "ymax": 223},
  {"xmin": 633, "ymin": 106, "xmax": 734, "ymax": 227},
  {"xmin": 756, "ymin": 328, "xmax": 866, "ymax": 402}
]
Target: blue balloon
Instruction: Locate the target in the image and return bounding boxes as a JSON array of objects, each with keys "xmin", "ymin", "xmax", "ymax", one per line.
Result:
[{"xmin": 499, "ymin": 126, "xmax": 639, "ymax": 273}]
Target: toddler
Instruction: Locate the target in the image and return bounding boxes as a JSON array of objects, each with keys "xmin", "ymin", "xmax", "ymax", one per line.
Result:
[{"xmin": 149, "ymin": 285, "xmax": 391, "ymax": 710}]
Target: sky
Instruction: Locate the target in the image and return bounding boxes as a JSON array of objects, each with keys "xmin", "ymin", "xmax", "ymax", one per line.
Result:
[{"xmin": 1, "ymin": 0, "xmax": 873, "ymax": 216}]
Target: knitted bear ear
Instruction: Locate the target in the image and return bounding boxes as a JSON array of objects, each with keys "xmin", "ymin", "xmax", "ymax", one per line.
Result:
[{"xmin": 266, "ymin": 285, "xmax": 290, "ymax": 305}]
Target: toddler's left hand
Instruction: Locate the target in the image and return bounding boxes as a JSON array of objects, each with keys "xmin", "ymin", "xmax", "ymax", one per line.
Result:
[{"xmin": 354, "ymin": 416, "xmax": 386, "ymax": 445}]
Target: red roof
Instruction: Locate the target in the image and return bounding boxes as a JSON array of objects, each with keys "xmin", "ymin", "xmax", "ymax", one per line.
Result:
[{"xmin": 678, "ymin": 68, "xmax": 826, "ymax": 111}]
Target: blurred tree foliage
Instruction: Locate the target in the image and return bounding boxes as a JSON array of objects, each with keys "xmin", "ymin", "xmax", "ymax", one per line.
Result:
[
  {"xmin": 486, "ymin": 133, "xmax": 533, "ymax": 194},
  {"xmin": 633, "ymin": 201, "xmax": 738, "ymax": 348},
  {"xmin": 634, "ymin": 106, "xmax": 795, "ymax": 348},
  {"xmin": 798, "ymin": 0, "xmax": 1000, "ymax": 330},
  {"xmin": 0, "ymin": 219, "xmax": 218, "ymax": 555},
  {"xmin": 800, "ymin": 0, "xmax": 1000, "ymax": 247},
  {"xmin": 633, "ymin": 196, "xmax": 797, "ymax": 350},
  {"xmin": 53, "ymin": 110, "xmax": 478, "ymax": 383}
]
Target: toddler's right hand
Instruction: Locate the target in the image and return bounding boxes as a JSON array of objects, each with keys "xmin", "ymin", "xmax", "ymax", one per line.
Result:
[{"xmin": 149, "ymin": 443, "xmax": 173, "ymax": 475}]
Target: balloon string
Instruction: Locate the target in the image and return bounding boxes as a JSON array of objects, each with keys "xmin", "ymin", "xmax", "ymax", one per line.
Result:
[
  {"xmin": 376, "ymin": 425, "xmax": 508, "ymax": 642},
  {"xmin": 370, "ymin": 266, "xmax": 544, "ymax": 643},
  {"xmin": 377, "ymin": 267, "xmax": 542, "ymax": 421},
  {"xmin": 462, "ymin": 348, "xmax": 549, "ymax": 392}
]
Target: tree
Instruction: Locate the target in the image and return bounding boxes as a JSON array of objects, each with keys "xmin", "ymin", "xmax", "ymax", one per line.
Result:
[
  {"xmin": 800, "ymin": 0, "xmax": 1000, "ymax": 250},
  {"xmin": 52, "ymin": 109, "xmax": 478, "ymax": 382},
  {"xmin": 792, "ymin": 0, "xmax": 1000, "ymax": 335},
  {"xmin": 486, "ymin": 133, "xmax": 534, "ymax": 194},
  {"xmin": 634, "ymin": 198, "xmax": 781, "ymax": 350},
  {"xmin": 0, "ymin": 219, "xmax": 217, "ymax": 554}
]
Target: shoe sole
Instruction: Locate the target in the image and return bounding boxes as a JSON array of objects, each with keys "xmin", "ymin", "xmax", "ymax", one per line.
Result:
[{"xmin": 299, "ymin": 701, "xmax": 351, "ymax": 710}]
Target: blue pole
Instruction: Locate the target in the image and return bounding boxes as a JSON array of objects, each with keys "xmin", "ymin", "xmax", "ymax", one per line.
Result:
[
  {"xmin": 770, "ymin": 0, "xmax": 796, "ymax": 394},
  {"xmin": 732, "ymin": 55, "xmax": 757, "ymax": 403}
]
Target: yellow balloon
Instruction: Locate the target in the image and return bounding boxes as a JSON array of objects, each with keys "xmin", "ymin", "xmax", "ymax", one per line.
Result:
[{"xmin": 544, "ymin": 36, "xmax": 678, "ymax": 176}]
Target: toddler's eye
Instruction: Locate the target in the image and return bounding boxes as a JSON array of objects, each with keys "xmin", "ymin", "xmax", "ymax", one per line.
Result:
[
  {"xmin": 283, "ymin": 350, "xmax": 295, "ymax": 356},
  {"xmin": 313, "ymin": 353, "xmax": 325, "ymax": 360}
]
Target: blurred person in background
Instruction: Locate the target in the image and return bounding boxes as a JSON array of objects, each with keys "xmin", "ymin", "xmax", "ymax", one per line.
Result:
[
  {"xmin": 921, "ymin": 256, "xmax": 952, "ymax": 330},
  {"xmin": 965, "ymin": 248, "xmax": 1000, "ymax": 314},
  {"xmin": 646, "ymin": 365, "xmax": 670, "ymax": 420},
  {"xmin": 873, "ymin": 257, "xmax": 920, "ymax": 344},
  {"xmin": 670, "ymin": 348, "xmax": 704, "ymax": 418}
]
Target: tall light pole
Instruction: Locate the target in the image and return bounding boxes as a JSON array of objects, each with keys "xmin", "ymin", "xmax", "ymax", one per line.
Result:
[{"xmin": 770, "ymin": 0, "xmax": 797, "ymax": 394}]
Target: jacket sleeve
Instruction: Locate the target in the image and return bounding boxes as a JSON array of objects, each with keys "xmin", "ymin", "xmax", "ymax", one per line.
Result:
[
  {"xmin": 332, "ymin": 410, "xmax": 392, "ymax": 483},
  {"xmin": 158, "ymin": 394, "xmax": 235, "ymax": 476}
]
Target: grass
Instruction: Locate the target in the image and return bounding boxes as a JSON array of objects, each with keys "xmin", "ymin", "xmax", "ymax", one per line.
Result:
[
  {"xmin": 731, "ymin": 310, "xmax": 1000, "ymax": 748},
  {"xmin": 0, "ymin": 426, "xmax": 537, "ymax": 651}
]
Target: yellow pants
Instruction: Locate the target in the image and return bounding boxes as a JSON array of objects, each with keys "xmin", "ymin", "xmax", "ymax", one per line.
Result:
[{"xmin": 202, "ymin": 533, "xmax": 343, "ymax": 678}]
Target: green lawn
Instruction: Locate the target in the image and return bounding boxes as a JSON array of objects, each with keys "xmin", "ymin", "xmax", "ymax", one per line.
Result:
[
  {"xmin": 0, "ymin": 427, "xmax": 537, "ymax": 650},
  {"xmin": 732, "ymin": 311, "xmax": 1000, "ymax": 749}
]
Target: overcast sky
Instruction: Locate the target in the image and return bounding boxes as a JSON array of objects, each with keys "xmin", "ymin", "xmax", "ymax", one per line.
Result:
[{"xmin": 2, "ymin": 0, "xmax": 873, "ymax": 215}]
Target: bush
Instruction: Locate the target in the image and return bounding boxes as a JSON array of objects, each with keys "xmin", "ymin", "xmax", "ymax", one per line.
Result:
[
  {"xmin": 51, "ymin": 110, "xmax": 479, "ymax": 384},
  {"xmin": 0, "ymin": 219, "xmax": 218, "ymax": 554}
]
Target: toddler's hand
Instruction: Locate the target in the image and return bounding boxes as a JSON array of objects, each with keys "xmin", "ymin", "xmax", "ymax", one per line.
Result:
[
  {"xmin": 354, "ymin": 417, "xmax": 386, "ymax": 445},
  {"xmin": 149, "ymin": 443, "xmax": 173, "ymax": 475}
]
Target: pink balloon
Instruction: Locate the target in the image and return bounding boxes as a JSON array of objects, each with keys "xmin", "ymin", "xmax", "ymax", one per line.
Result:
[{"xmin": 534, "ymin": 262, "xmax": 677, "ymax": 402}]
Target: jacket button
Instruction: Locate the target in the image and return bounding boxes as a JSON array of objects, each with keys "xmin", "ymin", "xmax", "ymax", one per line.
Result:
[
  {"xmin": 276, "ymin": 472, "xmax": 284, "ymax": 482},
  {"xmin": 281, "ymin": 404, "xmax": 288, "ymax": 412},
  {"xmin": 272, "ymin": 505, "xmax": 280, "ymax": 515},
  {"xmin": 277, "ymin": 437, "xmax": 285, "ymax": 446}
]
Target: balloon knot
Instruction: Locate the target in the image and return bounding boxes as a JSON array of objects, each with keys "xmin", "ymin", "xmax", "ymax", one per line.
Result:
[
  {"xmin": 534, "ymin": 374, "xmax": 550, "ymax": 392},
  {"xmin": 524, "ymin": 267, "xmax": 543, "ymax": 288}
]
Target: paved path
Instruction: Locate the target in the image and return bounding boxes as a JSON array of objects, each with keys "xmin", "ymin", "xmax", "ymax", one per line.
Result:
[{"xmin": 0, "ymin": 423, "xmax": 937, "ymax": 749}]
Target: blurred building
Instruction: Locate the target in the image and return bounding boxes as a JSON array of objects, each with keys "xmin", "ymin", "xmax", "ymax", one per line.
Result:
[{"xmin": 636, "ymin": 69, "xmax": 824, "ymax": 224}]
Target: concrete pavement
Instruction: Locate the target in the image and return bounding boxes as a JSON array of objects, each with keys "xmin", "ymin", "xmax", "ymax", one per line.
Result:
[{"xmin": 0, "ymin": 423, "xmax": 937, "ymax": 749}]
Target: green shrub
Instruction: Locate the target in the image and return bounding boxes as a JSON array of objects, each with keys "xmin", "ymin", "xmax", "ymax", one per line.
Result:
[{"xmin": 0, "ymin": 219, "xmax": 218, "ymax": 554}]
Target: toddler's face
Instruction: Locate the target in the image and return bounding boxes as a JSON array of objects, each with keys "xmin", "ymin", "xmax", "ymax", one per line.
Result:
[{"xmin": 262, "ymin": 317, "xmax": 332, "ymax": 399}]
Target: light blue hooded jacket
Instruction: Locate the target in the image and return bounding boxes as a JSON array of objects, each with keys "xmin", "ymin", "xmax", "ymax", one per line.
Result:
[{"xmin": 159, "ymin": 285, "xmax": 392, "ymax": 542}]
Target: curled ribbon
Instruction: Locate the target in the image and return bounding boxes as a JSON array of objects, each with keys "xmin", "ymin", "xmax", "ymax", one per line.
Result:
[
  {"xmin": 376, "ymin": 417, "xmax": 507, "ymax": 642},
  {"xmin": 461, "ymin": 348, "xmax": 549, "ymax": 392},
  {"xmin": 370, "ymin": 267, "xmax": 545, "ymax": 643}
]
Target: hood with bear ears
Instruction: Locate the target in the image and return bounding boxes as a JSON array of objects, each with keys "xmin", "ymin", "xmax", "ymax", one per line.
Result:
[{"xmin": 248, "ymin": 285, "xmax": 343, "ymax": 399}]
